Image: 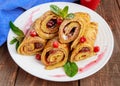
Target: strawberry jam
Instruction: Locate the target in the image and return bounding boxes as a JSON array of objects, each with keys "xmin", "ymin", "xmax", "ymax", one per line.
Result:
[{"xmin": 47, "ymin": 19, "xmax": 57, "ymax": 28}]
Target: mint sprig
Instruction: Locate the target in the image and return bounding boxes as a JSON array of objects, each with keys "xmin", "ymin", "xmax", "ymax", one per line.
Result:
[
  {"xmin": 9, "ymin": 21, "xmax": 24, "ymax": 50},
  {"xmin": 61, "ymin": 6, "xmax": 68, "ymax": 18},
  {"xmin": 50, "ymin": 5, "xmax": 74, "ymax": 19},
  {"xmin": 50, "ymin": 5, "xmax": 62, "ymax": 16},
  {"xmin": 10, "ymin": 21, "xmax": 24, "ymax": 37},
  {"xmin": 64, "ymin": 61, "xmax": 78, "ymax": 77},
  {"xmin": 10, "ymin": 38, "xmax": 18, "ymax": 44}
]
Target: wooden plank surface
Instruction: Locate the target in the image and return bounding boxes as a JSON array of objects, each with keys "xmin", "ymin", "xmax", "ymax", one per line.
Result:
[
  {"xmin": 0, "ymin": 43, "xmax": 18, "ymax": 86},
  {"xmin": 15, "ymin": 68, "xmax": 78, "ymax": 86},
  {"xmin": 0, "ymin": 0, "xmax": 120, "ymax": 86}
]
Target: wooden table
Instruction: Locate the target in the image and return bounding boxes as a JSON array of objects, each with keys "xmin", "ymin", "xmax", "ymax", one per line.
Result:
[{"xmin": 0, "ymin": 0, "xmax": 120, "ymax": 86}]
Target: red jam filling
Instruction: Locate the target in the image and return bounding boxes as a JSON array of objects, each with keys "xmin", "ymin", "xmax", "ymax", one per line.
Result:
[
  {"xmin": 79, "ymin": 47, "xmax": 90, "ymax": 52},
  {"xmin": 34, "ymin": 42, "xmax": 43, "ymax": 49},
  {"xmin": 46, "ymin": 19, "xmax": 57, "ymax": 28}
]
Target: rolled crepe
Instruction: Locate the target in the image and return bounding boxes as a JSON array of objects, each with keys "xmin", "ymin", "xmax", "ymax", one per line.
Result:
[
  {"xmin": 41, "ymin": 37, "xmax": 69, "ymax": 70},
  {"xmin": 17, "ymin": 26, "xmax": 46, "ymax": 55},
  {"xmin": 59, "ymin": 12, "xmax": 90, "ymax": 44},
  {"xmin": 33, "ymin": 11, "xmax": 62, "ymax": 39},
  {"xmin": 70, "ymin": 22, "xmax": 98, "ymax": 62}
]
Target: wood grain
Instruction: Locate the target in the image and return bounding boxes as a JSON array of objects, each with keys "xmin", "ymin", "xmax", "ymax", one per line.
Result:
[
  {"xmin": 0, "ymin": 43, "xmax": 18, "ymax": 86},
  {"xmin": 15, "ymin": 68, "xmax": 78, "ymax": 86}
]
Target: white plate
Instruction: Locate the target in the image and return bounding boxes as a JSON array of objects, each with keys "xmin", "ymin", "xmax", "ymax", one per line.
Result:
[{"xmin": 7, "ymin": 2, "xmax": 114, "ymax": 82}]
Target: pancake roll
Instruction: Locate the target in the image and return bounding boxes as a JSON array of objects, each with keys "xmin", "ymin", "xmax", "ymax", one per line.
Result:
[
  {"xmin": 41, "ymin": 37, "xmax": 69, "ymax": 70},
  {"xmin": 70, "ymin": 22, "xmax": 98, "ymax": 62},
  {"xmin": 33, "ymin": 11, "xmax": 62, "ymax": 39},
  {"xmin": 17, "ymin": 26, "xmax": 46, "ymax": 55},
  {"xmin": 59, "ymin": 12, "xmax": 90, "ymax": 45}
]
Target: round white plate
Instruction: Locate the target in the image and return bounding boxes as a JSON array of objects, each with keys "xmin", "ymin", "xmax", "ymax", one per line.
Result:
[{"xmin": 7, "ymin": 2, "xmax": 114, "ymax": 82}]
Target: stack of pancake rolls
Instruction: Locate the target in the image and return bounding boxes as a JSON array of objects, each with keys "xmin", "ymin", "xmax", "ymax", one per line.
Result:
[{"xmin": 17, "ymin": 9, "xmax": 98, "ymax": 70}]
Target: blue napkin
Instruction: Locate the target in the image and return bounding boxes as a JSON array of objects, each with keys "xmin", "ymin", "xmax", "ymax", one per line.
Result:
[{"xmin": 0, "ymin": 0, "xmax": 77, "ymax": 46}]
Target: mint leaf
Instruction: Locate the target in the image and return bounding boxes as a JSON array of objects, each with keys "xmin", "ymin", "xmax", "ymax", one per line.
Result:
[
  {"xmin": 64, "ymin": 61, "xmax": 78, "ymax": 77},
  {"xmin": 10, "ymin": 36, "xmax": 24, "ymax": 50},
  {"xmin": 66, "ymin": 13, "xmax": 74, "ymax": 19},
  {"xmin": 50, "ymin": 5, "xmax": 74, "ymax": 19},
  {"xmin": 50, "ymin": 5, "xmax": 61, "ymax": 16},
  {"xmin": 10, "ymin": 38, "xmax": 18, "ymax": 44},
  {"xmin": 10, "ymin": 36, "xmax": 24, "ymax": 45},
  {"xmin": 9, "ymin": 21, "xmax": 24, "ymax": 37},
  {"xmin": 61, "ymin": 6, "xmax": 69, "ymax": 18},
  {"xmin": 9, "ymin": 21, "xmax": 25, "ymax": 50},
  {"xmin": 16, "ymin": 41, "xmax": 20, "ymax": 50},
  {"xmin": 15, "ymin": 36, "xmax": 24, "ymax": 42}
]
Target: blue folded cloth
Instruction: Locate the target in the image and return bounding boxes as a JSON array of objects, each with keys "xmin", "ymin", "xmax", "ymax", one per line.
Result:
[{"xmin": 0, "ymin": 0, "xmax": 77, "ymax": 46}]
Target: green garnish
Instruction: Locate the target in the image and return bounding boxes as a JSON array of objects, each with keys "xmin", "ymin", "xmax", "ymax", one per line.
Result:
[
  {"xmin": 9, "ymin": 21, "xmax": 24, "ymax": 37},
  {"xmin": 64, "ymin": 61, "xmax": 78, "ymax": 77},
  {"xmin": 61, "ymin": 6, "xmax": 69, "ymax": 18},
  {"xmin": 9, "ymin": 21, "xmax": 24, "ymax": 50},
  {"xmin": 16, "ymin": 41, "xmax": 20, "ymax": 50},
  {"xmin": 66, "ymin": 13, "xmax": 74, "ymax": 19},
  {"xmin": 50, "ymin": 5, "xmax": 74, "ymax": 19},
  {"xmin": 10, "ymin": 38, "xmax": 18, "ymax": 44},
  {"xmin": 50, "ymin": 5, "xmax": 61, "ymax": 16}
]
